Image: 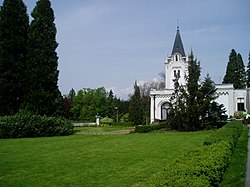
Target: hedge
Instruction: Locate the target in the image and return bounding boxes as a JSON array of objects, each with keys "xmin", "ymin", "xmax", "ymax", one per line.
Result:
[
  {"xmin": 0, "ymin": 113, "xmax": 73, "ymax": 138},
  {"xmin": 135, "ymin": 124, "xmax": 163, "ymax": 133},
  {"xmin": 139, "ymin": 121, "xmax": 243, "ymax": 187},
  {"xmin": 110, "ymin": 122, "xmax": 134, "ymax": 127},
  {"xmin": 203, "ymin": 121, "xmax": 243, "ymax": 148},
  {"xmin": 135, "ymin": 123, "xmax": 166, "ymax": 133}
]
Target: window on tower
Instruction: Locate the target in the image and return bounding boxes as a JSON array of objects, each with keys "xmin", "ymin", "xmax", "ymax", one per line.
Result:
[
  {"xmin": 175, "ymin": 55, "xmax": 179, "ymax": 61},
  {"xmin": 178, "ymin": 70, "xmax": 180, "ymax": 78},
  {"xmin": 174, "ymin": 70, "xmax": 176, "ymax": 77}
]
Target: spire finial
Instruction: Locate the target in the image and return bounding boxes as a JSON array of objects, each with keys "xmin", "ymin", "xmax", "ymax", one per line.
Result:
[{"xmin": 177, "ymin": 19, "xmax": 179, "ymax": 31}]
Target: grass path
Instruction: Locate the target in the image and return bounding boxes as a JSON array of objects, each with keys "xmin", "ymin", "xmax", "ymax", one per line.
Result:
[{"xmin": 0, "ymin": 130, "xmax": 211, "ymax": 187}]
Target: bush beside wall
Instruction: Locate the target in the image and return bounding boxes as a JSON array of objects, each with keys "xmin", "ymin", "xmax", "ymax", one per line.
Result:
[{"xmin": 0, "ymin": 113, "xmax": 73, "ymax": 138}]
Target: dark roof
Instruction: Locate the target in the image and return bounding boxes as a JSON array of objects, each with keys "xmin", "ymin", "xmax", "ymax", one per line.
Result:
[{"xmin": 171, "ymin": 27, "xmax": 185, "ymax": 57}]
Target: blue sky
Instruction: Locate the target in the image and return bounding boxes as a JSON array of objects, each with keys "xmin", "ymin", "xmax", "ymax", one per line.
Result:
[{"xmin": 1, "ymin": 0, "xmax": 250, "ymax": 99}]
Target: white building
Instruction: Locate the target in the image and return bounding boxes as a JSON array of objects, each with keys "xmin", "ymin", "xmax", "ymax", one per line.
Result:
[{"xmin": 150, "ymin": 27, "xmax": 250, "ymax": 123}]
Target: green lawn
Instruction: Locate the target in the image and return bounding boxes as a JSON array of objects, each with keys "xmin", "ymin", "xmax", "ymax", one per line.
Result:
[
  {"xmin": 0, "ymin": 130, "xmax": 211, "ymax": 187},
  {"xmin": 74, "ymin": 126, "xmax": 132, "ymax": 133},
  {"xmin": 219, "ymin": 127, "xmax": 249, "ymax": 187}
]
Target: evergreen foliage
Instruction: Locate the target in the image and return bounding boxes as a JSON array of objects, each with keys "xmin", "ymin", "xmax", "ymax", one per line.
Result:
[
  {"xmin": 0, "ymin": 0, "xmax": 29, "ymax": 115},
  {"xmin": 23, "ymin": 0, "xmax": 62, "ymax": 116},
  {"xmin": 185, "ymin": 52, "xmax": 201, "ymax": 130},
  {"xmin": 223, "ymin": 49, "xmax": 246, "ymax": 89},
  {"xmin": 129, "ymin": 81, "xmax": 143, "ymax": 125},
  {"xmin": 140, "ymin": 121, "xmax": 242, "ymax": 187},
  {"xmin": 0, "ymin": 112, "xmax": 73, "ymax": 138},
  {"xmin": 169, "ymin": 76, "xmax": 187, "ymax": 131},
  {"xmin": 168, "ymin": 53, "xmax": 226, "ymax": 131},
  {"xmin": 199, "ymin": 74, "xmax": 226, "ymax": 126},
  {"xmin": 247, "ymin": 52, "xmax": 250, "ymax": 88},
  {"xmin": 234, "ymin": 53, "xmax": 246, "ymax": 89}
]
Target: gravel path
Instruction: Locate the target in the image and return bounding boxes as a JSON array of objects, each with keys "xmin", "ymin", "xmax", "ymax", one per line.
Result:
[{"xmin": 76, "ymin": 129, "xmax": 134, "ymax": 135}]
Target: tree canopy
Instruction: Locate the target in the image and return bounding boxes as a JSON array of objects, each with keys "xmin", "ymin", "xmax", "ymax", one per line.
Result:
[
  {"xmin": 223, "ymin": 49, "xmax": 246, "ymax": 89},
  {"xmin": 247, "ymin": 52, "xmax": 250, "ymax": 88},
  {"xmin": 168, "ymin": 53, "xmax": 226, "ymax": 131},
  {"xmin": 0, "ymin": 0, "xmax": 29, "ymax": 115},
  {"xmin": 69, "ymin": 87, "xmax": 129, "ymax": 122},
  {"xmin": 23, "ymin": 0, "xmax": 62, "ymax": 116},
  {"xmin": 129, "ymin": 81, "xmax": 143, "ymax": 125}
]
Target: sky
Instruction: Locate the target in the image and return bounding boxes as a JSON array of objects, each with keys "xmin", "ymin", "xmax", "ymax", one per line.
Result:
[{"xmin": 1, "ymin": 0, "xmax": 250, "ymax": 99}]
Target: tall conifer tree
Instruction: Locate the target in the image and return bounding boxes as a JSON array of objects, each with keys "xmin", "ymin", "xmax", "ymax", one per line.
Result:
[
  {"xmin": 223, "ymin": 49, "xmax": 237, "ymax": 85},
  {"xmin": 129, "ymin": 81, "xmax": 143, "ymax": 125},
  {"xmin": 247, "ymin": 52, "xmax": 250, "ymax": 88},
  {"xmin": 223, "ymin": 49, "xmax": 245, "ymax": 89},
  {"xmin": 185, "ymin": 52, "xmax": 201, "ymax": 131},
  {"xmin": 198, "ymin": 74, "xmax": 224, "ymax": 125},
  {"xmin": 234, "ymin": 53, "xmax": 245, "ymax": 89},
  {"xmin": 24, "ymin": 0, "xmax": 62, "ymax": 115},
  {"xmin": 0, "ymin": 0, "xmax": 29, "ymax": 115}
]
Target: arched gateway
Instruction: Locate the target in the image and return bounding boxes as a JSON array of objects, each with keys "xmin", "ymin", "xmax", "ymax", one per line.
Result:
[{"xmin": 161, "ymin": 102, "xmax": 171, "ymax": 120}]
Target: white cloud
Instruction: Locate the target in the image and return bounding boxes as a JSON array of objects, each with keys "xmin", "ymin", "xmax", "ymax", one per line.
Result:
[{"xmin": 106, "ymin": 86, "xmax": 133, "ymax": 100}]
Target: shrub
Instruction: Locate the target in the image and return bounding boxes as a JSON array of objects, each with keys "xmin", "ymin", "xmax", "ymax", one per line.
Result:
[
  {"xmin": 100, "ymin": 117, "xmax": 113, "ymax": 125},
  {"xmin": 203, "ymin": 121, "xmax": 243, "ymax": 148},
  {"xmin": 141, "ymin": 141, "xmax": 232, "ymax": 187},
  {"xmin": 110, "ymin": 122, "xmax": 134, "ymax": 127},
  {"xmin": 233, "ymin": 111, "xmax": 244, "ymax": 119},
  {"xmin": 135, "ymin": 123, "xmax": 167, "ymax": 133},
  {"xmin": 135, "ymin": 124, "xmax": 159, "ymax": 133},
  {"xmin": 0, "ymin": 113, "xmax": 73, "ymax": 138},
  {"xmin": 139, "ymin": 121, "xmax": 243, "ymax": 187}
]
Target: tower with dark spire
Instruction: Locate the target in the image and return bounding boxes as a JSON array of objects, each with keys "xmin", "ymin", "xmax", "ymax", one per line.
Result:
[
  {"xmin": 171, "ymin": 26, "xmax": 185, "ymax": 57},
  {"xmin": 165, "ymin": 27, "xmax": 189, "ymax": 89}
]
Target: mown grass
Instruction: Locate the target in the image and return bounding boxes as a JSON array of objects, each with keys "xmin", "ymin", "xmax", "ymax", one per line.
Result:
[
  {"xmin": 219, "ymin": 127, "xmax": 249, "ymax": 187},
  {"xmin": 74, "ymin": 126, "xmax": 132, "ymax": 133},
  {"xmin": 0, "ymin": 130, "xmax": 211, "ymax": 187}
]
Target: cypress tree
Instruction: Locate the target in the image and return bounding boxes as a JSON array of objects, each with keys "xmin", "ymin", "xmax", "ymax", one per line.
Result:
[
  {"xmin": 199, "ymin": 74, "xmax": 222, "ymax": 125},
  {"xmin": 169, "ymin": 76, "xmax": 187, "ymax": 131},
  {"xmin": 129, "ymin": 81, "xmax": 143, "ymax": 125},
  {"xmin": 0, "ymin": 0, "xmax": 29, "ymax": 115},
  {"xmin": 223, "ymin": 49, "xmax": 237, "ymax": 85},
  {"xmin": 223, "ymin": 49, "xmax": 245, "ymax": 89},
  {"xmin": 185, "ymin": 52, "xmax": 201, "ymax": 131},
  {"xmin": 24, "ymin": 0, "xmax": 62, "ymax": 116},
  {"xmin": 234, "ymin": 53, "xmax": 245, "ymax": 89},
  {"xmin": 247, "ymin": 52, "xmax": 250, "ymax": 88}
]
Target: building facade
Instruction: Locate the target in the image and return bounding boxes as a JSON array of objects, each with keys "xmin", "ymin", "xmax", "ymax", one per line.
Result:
[{"xmin": 150, "ymin": 28, "xmax": 250, "ymax": 123}]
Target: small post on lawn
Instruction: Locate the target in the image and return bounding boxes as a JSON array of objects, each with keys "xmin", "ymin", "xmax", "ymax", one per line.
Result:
[
  {"xmin": 115, "ymin": 107, "xmax": 119, "ymax": 122},
  {"xmin": 95, "ymin": 113, "xmax": 100, "ymax": 126}
]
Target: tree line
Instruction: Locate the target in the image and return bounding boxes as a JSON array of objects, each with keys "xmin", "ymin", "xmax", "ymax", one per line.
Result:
[{"xmin": 63, "ymin": 88, "xmax": 129, "ymax": 122}]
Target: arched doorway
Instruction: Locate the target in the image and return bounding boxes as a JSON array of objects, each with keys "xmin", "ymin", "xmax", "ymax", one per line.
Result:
[{"xmin": 161, "ymin": 102, "xmax": 171, "ymax": 120}]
